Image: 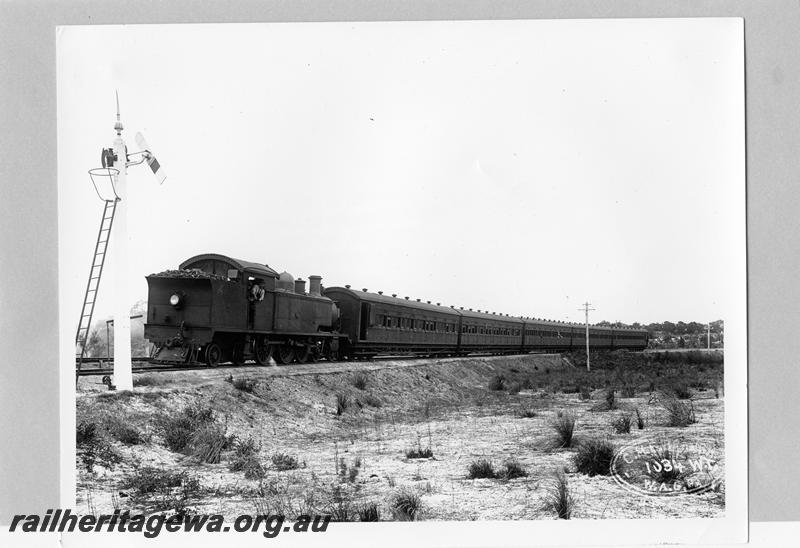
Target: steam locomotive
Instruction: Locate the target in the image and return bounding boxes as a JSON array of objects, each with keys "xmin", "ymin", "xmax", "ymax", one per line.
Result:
[{"xmin": 144, "ymin": 253, "xmax": 648, "ymax": 366}]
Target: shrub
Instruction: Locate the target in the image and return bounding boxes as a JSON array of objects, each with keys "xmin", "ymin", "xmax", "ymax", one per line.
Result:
[
  {"xmin": 620, "ymin": 384, "xmax": 636, "ymax": 398},
  {"xmin": 103, "ymin": 415, "xmax": 143, "ymax": 445},
  {"xmin": 358, "ymin": 503, "xmax": 380, "ymax": 522},
  {"xmin": 660, "ymin": 397, "xmax": 696, "ymax": 427},
  {"xmin": 123, "ymin": 467, "xmax": 191, "ymax": 495},
  {"xmin": 517, "ymin": 406, "xmax": 538, "ymax": 419},
  {"xmin": 133, "ymin": 374, "xmax": 165, "ymax": 387},
  {"xmin": 122, "ymin": 467, "xmax": 201, "ymax": 515},
  {"xmin": 500, "ymin": 459, "xmax": 528, "ymax": 480},
  {"xmin": 611, "ymin": 414, "xmax": 632, "ymax": 434},
  {"xmin": 271, "ymin": 452, "xmax": 300, "ymax": 471},
  {"xmin": 574, "ymin": 438, "xmax": 616, "ymax": 477},
  {"xmin": 550, "ymin": 411, "xmax": 576, "ymax": 448},
  {"xmin": 190, "ymin": 422, "xmax": 229, "ymax": 464},
  {"xmin": 229, "ymin": 436, "xmax": 261, "ymax": 473},
  {"xmin": 521, "ymin": 377, "xmax": 534, "ymax": 390},
  {"xmin": 243, "ymin": 460, "xmax": 267, "ymax": 480},
  {"xmin": 540, "ymin": 471, "xmax": 574, "ymax": 519},
  {"xmin": 390, "ymin": 489, "xmax": 422, "ymax": 521},
  {"xmin": 663, "ymin": 379, "xmax": 692, "ymax": 399},
  {"xmin": 325, "ymin": 485, "xmax": 355, "ymax": 522},
  {"xmin": 359, "ymin": 393, "xmax": 382, "ymax": 408},
  {"xmin": 76, "ymin": 421, "xmax": 97, "ymax": 446},
  {"xmin": 335, "ymin": 393, "xmax": 349, "ymax": 415},
  {"xmin": 467, "ymin": 459, "xmax": 497, "ymax": 479},
  {"xmin": 352, "ymin": 372, "xmax": 368, "ymax": 390},
  {"xmin": 488, "ymin": 374, "xmax": 506, "ymax": 391},
  {"xmin": 161, "ymin": 404, "xmax": 216, "ymax": 453},
  {"xmin": 77, "ymin": 431, "xmax": 121, "ymax": 473},
  {"xmin": 232, "ymin": 377, "xmax": 258, "ymax": 393},
  {"xmin": 406, "ymin": 446, "xmax": 434, "ymax": 459},
  {"xmin": 579, "ymin": 386, "xmax": 592, "ymax": 400}
]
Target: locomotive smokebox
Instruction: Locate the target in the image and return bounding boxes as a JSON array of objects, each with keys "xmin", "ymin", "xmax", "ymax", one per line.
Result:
[
  {"xmin": 294, "ymin": 279, "xmax": 306, "ymax": 294},
  {"xmin": 309, "ymin": 275, "xmax": 322, "ymax": 296}
]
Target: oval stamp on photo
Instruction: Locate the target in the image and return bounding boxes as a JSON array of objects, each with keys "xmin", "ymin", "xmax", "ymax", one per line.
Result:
[{"xmin": 611, "ymin": 435, "xmax": 722, "ymax": 496}]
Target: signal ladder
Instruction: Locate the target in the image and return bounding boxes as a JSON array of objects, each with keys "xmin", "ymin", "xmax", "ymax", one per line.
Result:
[{"xmin": 75, "ymin": 199, "xmax": 118, "ymax": 373}]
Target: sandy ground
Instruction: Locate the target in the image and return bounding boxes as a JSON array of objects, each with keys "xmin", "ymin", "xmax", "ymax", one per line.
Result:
[{"xmin": 75, "ymin": 354, "xmax": 724, "ymax": 520}]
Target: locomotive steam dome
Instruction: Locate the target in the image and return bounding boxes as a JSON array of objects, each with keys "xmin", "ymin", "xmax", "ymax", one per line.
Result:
[{"xmin": 277, "ymin": 271, "xmax": 295, "ymax": 292}]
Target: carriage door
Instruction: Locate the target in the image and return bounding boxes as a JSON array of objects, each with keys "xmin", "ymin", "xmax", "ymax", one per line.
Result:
[{"xmin": 359, "ymin": 302, "xmax": 371, "ymax": 341}]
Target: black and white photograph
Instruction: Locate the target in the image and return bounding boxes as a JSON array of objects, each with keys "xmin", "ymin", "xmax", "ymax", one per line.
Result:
[{"xmin": 56, "ymin": 18, "xmax": 746, "ymax": 545}]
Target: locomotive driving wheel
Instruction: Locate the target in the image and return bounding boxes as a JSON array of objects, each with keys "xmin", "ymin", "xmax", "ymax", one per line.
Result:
[
  {"xmin": 231, "ymin": 343, "xmax": 245, "ymax": 366},
  {"xmin": 295, "ymin": 345, "xmax": 311, "ymax": 364},
  {"xmin": 254, "ymin": 340, "xmax": 272, "ymax": 366},
  {"xmin": 275, "ymin": 345, "xmax": 295, "ymax": 365},
  {"xmin": 205, "ymin": 343, "xmax": 222, "ymax": 367}
]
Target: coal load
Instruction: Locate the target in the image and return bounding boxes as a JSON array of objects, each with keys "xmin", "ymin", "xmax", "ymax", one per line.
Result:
[{"xmin": 149, "ymin": 269, "xmax": 227, "ymax": 280}]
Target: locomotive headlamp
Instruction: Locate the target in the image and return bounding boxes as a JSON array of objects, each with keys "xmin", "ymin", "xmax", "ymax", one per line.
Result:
[{"xmin": 169, "ymin": 293, "xmax": 183, "ymax": 308}]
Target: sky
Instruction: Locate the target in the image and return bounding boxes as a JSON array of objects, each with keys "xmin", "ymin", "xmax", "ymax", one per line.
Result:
[{"xmin": 57, "ymin": 19, "xmax": 744, "ymax": 328}]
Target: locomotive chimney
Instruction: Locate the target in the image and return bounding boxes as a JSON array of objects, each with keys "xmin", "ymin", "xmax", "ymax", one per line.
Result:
[
  {"xmin": 294, "ymin": 279, "xmax": 306, "ymax": 294},
  {"xmin": 309, "ymin": 275, "xmax": 322, "ymax": 296}
]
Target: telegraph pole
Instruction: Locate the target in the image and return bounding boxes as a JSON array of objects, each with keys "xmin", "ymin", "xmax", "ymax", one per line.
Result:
[{"xmin": 578, "ymin": 302, "xmax": 595, "ymax": 371}]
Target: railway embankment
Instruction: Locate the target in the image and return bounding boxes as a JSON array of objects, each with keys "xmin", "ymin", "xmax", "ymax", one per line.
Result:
[{"xmin": 75, "ymin": 351, "xmax": 724, "ymax": 520}]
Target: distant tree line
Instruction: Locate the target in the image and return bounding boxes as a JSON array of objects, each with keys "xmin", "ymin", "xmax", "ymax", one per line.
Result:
[{"xmin": 595, "ymin": 320, "xmax": 724, "ymax": 349}]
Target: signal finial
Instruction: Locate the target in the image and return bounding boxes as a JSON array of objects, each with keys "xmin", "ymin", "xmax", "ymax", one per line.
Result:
[{"xmin": 114, "ymin": 90, "xmax": 124, "ymax": 135}]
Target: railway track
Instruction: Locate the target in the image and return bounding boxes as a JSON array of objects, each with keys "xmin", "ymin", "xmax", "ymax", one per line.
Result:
[{"xmin": 75, "ymin": 351, "xmax": 563, "ymax": 378}]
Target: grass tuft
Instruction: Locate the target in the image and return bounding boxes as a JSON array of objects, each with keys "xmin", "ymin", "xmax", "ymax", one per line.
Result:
[
  {"xmin": 611, "ymin": 413, "xmax": 632, "ymax": 434},
  {"xmin": 161, "ymin": 404, "xmax": 216, "ymax": 453},
  {"xmin": 352, "ymin": 372, "xmax": 368, "ymax": 390},
  {"xmin": 229, "ymin": 436, "xmax": 262, "ymax": 475},
  {"xmin": 190, "ymin": 422, "xmax": 228, "ymax": 464},
  {"xmin": 335, "ymin": 393, "xmax": 349, "ymax": 415},
  {"xmin": 406, "ymin": 446, "xmax": 434, "ymax": 459},
  {"xmin": 102, "ymin": 414, "xmax": 143, "ymax": 445},
  {"xmin": 133, "ymin": 374, "xmax": 165, "ymax": 387},
  {"xmin": 499, "ymin": 459, "xmax": 528, "ymax": 480},
  {"xmin": 390, "ymin": 489, "xmax": 422, "ymax": 521},
  {"xmin": 645, "ymin": 442, "xmax": 688, "ymax": 486},
  {"xmin": 517, "ymin": 406, "xmax": 538, "ymax": 419},
  {"xmin": 540, "ymin": 471, "xmax": 574, "ymax": 519},
  {"xmin": 635, "ymin": 407, "xmax": 645, "ymax": 430},
  {"xmin": 271, "ymin": 452, "xmax": 301, "ymax": 471},
  {"xmin": 232, "ymin": 377, "xmax": 258, "ymax": 393},
  {"xmin": 358, "ymin": 502, "xmax": 380, "ymax": 521},
  {"xmin": 359, "ymin": 393, "xmax": 382, "ymax": 408},
  {"xmin": 660, "ymin": 396, "xmax": 696, "ymax": 427},
  {"xmin": 574, "ymin": 437, "xmax": 616, "ymax": 477},
  {"xmin": 550, "ymin": 411, "xmax": 576, "ymax": 448},
  {"xmin": 488, "ymin": 374, "xmax": 506, "ymax": 391},
  {"xmin": 467, "ymin": 459, "xmax": 497, "ymax": 479}
]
